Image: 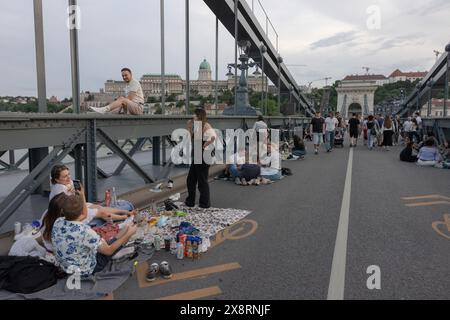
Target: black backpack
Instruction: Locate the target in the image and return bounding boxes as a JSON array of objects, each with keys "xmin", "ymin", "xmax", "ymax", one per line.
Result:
[
  {"xmin": 0, "ymin": 256, "xmax": 64, "ymax": 294},
  {"xmin": 281, "ymin": 168, "xmax": 293, "ymax": 176}
]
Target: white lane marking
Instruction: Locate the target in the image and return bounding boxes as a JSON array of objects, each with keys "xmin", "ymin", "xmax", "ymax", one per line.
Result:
[{"xmin": 327, "ymin": 147, "xmax": 354, "ymax": 300}]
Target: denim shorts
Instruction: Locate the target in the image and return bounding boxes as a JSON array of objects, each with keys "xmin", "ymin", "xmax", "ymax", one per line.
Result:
[{"xmin": 313, "ymin": 133, "xmax": 323, "ymax": 145}]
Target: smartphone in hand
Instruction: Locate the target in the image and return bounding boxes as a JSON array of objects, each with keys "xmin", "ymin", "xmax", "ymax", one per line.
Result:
[{"xmin": 73, "ymin": 179, "xmax": 81, "ymax": 191}]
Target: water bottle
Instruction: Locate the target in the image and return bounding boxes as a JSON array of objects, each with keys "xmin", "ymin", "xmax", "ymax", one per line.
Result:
[
  {"xmin": 170, "ymin": 237, "xmax": 177, "ymax": 254},
  {"xmin": 106, "ymin": 215, "xmax": 113, "ymax": 225},
  {"xmin": 176, "ymin": 242, "xmax": 184, "ymax": 260}
]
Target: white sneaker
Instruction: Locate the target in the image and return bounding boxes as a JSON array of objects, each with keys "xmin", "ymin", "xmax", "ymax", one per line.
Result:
[
  {"xmin": 89, "ymin": 106, "xmax": 110, "ymax": 114},
  {"xmin": 150, "ymin": 183, "xmax": 163, "ymax": 193},
  {"xmin": 235, "ymin": 177, "xmax": 242, "ymax": 185}
]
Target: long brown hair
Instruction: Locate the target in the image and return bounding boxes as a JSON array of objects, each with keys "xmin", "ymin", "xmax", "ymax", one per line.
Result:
[
  {"xmin": 194, "ymin": 108, "xmax": 208, "ymax": 128},
  {"xmin": 384, "ymin": 116, "xmax": 392, "ymax": 129},
  {"xmin": 51, "ymin": 164, "xmax": 69, "ymax": 184},
  {"xmin": 42, "ymin": 193, "xmax": 66, "ymax": 242}
]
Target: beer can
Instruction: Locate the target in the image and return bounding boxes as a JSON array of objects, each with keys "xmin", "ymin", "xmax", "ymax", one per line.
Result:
[{"xmin": 154, "ymin": 235, "xmax": 161, "ymax": 251}]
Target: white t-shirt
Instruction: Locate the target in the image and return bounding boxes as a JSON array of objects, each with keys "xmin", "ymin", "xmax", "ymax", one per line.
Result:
[
  {"xmin": 125, "ymin": 79, "xmax": 144, "ymax": 104},
  {"xmin": 253, "ymin": 121, "xmax": 268, "ymax": 132},
  {"xmin": 260, "ymin": 150, "xmax": 281, "ymax": 175},
  {"xmin": 325, "ymin": 117, "xmax": 339, "ymax": 132},
  {"xmin": 49, "ymin": 183, "xmax": 71, "ymax": 202},
  {"xmin": 227, "ymin": 152, "xmax": 246, "ymax": 165},
  {"xmin": 403, "ymin": 121, "xmax": 413, "ymax": 132},
  {"xmin": 415, "ymin": 116, "xmax": 422, "ymax": 128}
]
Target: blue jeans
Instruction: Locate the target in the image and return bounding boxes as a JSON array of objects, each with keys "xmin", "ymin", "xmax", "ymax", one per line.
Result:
[
  {"xmin": 325, "ymin": 131, "xmax": 335, "ymax": 151},
  {"xmin": 261, "ymin": 172, "xmax": 282, "ymax": 181},
  {"xmin": 292, "ymin": 150, "xmax": 306, "ymax": 157},
  {"xmin": 228, "ymin": 164, "xmax": 241, "ymax": 179},
  {"xmin": 367, "ymin": 130, "xmax": 375, "ymax": 149}
]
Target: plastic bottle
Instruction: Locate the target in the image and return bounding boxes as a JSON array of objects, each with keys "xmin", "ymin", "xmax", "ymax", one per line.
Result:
[
  {"xmin": 151, "ymin": 201, "xmax": 157, "ymax": 216},
  {"xmin": 170, "ymin": 237, "xmax": 177, "ymax": 254},
  {"xmin": 176, "ymin": 242, "xmax": 184, "ymax": 260},
  {"xmin": 111, "ymin": 187, "xmax": 117, "ymax": 207},
  {"xmin": 106, "ymin": 215, "xmax": 113, "ymax": 225},
  {"xmin": 105, "ymin": 190, "xmax": 111, "ymax": 207}
]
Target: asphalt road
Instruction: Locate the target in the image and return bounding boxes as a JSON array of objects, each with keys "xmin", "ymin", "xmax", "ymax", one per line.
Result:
[{"xmin": 114, "ymin": 140, "xmax": 450, "ymax": 300}]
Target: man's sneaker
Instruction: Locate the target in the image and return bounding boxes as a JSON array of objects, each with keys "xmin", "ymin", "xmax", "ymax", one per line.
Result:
[
  {"xmin": 235, "ymin": 177, "xmax": 242, "ymax": 185},
  {"xmin": 89, "ymin": 106, "xmax": 110, "ymax": 114},
  {"xmin": 167, "ymin": 180, "xmax": 174, "ymax": 189},
  {"xmin": 159, "ymin": 261, "xmax": 173, "ymax": 279},
  {"xmin": 314, "ymin": 149, "xmax": 318, "ymax": 155},
  {"xmin": 146, "ymin": 262, "xmax": 159, "ymax": 282},
  {"xmin": 150, "ymin": 183, "xmax": 163, "ymax": 193},
  {"xmin": 241, "ymin": 178, "xmax": 248, "ymax": 186}
]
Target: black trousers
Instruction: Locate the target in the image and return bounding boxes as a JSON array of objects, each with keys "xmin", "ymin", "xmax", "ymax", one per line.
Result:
[{"xmin": 185, "ymin": 163, "xmax": 210, "ymax": 208}]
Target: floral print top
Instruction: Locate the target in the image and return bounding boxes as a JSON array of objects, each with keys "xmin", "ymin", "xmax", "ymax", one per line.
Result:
[{"xmin": 52, "ymin": 217, "xmax": 102, "ymax": 277}]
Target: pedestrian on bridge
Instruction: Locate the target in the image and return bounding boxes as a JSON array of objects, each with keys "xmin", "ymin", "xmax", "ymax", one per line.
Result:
[
  {"xmin": 324, "ymin": 112, "xmax": 339, "ymax": 152},
  {"xmin": 348, "ymin": 113, "xmax": 360, "ymax": 147},
  {"xmin": 382, "ymin": 116, "xmax": 394, "ymax": 151},
  {"xmin": 365, "ymin": 115, "xmax": 379, "ymax": 150},
  {"xmin": 185, "ymin": 108, "xmax": 216, "ymax": 209},
  {"xmin": 310, "ymin": 111, "xmax": 325, "ymax": 155}
]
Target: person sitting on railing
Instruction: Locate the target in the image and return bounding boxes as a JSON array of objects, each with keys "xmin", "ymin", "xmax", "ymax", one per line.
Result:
[
  {"xmin": 51, "ymin": 192, "xmax": 137, "ymax": 277},
  {"xmin": 416, "ymin": 138, "xmax": 443, "ymax": 167},
  {"xmin": 49, "ymin": 164, "xmax": 135, "ymax": 223},
  {"xmin": 89, "ymin": 68, "xmax": 144, "ymax": 115}
]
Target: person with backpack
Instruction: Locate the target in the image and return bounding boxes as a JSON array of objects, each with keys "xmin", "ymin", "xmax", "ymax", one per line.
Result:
[{"xmin": 365, "ymin": 115, "xmax": 379, "ymax": 150}]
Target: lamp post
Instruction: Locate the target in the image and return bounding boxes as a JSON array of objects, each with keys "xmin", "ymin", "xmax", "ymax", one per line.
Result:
[
  {"xmin": 259, "ymin": 44, "xmax": 267, "ymax": 115},
  {"xmin": 277, "ymin": 55, "xmax": 283, "ymax": 115},
  {"xmin": 427, "ymin": 78, "xmax": 434, "ymax": 117},
  {"xmin": 444, "ymin": 42, "xmax": 450, "ymax": 117}
]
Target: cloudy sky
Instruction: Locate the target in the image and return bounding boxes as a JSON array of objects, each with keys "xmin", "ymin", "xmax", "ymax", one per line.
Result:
[{"xmin": 0, "ymin": 0, "xmax": 449, "ymax": 98}]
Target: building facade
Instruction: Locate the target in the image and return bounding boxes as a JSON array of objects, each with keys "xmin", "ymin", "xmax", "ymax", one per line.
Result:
[
  {"xmin": 104, "ymin": 59, "xmax": 266, "ymax": 101},
  {"xmin": 336, "ymin": 75, "xmax": 383, "ymax": 118}
]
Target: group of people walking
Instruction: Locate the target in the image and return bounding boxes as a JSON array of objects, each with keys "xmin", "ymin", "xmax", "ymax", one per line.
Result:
[{"xmin": 308, "ymin": 111, "xmax": 425, "ymax": 152}]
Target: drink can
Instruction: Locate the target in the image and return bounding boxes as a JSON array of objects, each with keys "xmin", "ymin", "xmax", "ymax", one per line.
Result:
[
  {"xmin": 154, "ymin": 235, "xmax": 161, "ymax": 251},
  {"xmin": 14, "ymin": 222, "xmax": 21, "ymax": 235}
]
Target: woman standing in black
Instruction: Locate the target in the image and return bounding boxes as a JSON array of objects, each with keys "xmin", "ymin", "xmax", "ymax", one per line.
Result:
[{"xmin": 185, "ymin": 108, "xmax": 216, "ymax": 209}]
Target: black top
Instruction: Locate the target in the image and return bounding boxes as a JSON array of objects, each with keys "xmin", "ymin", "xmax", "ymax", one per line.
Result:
[
  {"xmin": 310, "ymin": 117, "xmax": 324, "ymax": 133},
  {"xmin": 367, "ymin": 120, "xmax": 376, "ymax": 130},
  {"xmin": 348, "ymin": 118, "xmax": 360, "ymax": 131}
]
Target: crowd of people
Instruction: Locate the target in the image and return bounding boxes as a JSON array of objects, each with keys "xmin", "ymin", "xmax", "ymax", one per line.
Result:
[{"xmin": 303, "ymin": 110, "xmax": 448, "ymax": 168}]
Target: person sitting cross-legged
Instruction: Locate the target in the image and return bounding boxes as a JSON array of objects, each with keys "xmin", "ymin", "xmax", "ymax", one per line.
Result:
[
  {"xmin": 416, "ymin": 138, "xmax": 443, "ymax": 167},
  {"xmin": 51, "ymin": 192, "xmax": 137, "ymax": 277}
]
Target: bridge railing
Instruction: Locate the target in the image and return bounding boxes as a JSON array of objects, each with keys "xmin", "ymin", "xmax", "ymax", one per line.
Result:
[{"xmin": 0, "ymin": 113, "xmax": 310, "ymax": 228}]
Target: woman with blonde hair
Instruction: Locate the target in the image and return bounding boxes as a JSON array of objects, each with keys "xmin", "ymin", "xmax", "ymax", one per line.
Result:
[{"xmin": 382, "ymin": 115, "xmax": 394, "ymax": 151}]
